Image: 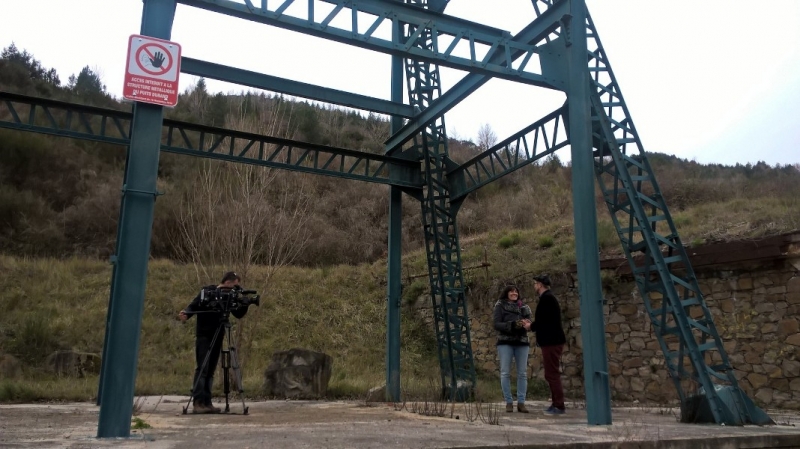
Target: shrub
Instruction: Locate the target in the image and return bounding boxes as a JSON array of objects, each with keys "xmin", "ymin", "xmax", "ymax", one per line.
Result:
[
  {"xmin": 0, "ymin": 381, "xmax": 36, "ymax": 402},
  {"xmin": 498, "ymin": 232, "xmax": 521, "ymax": 249},
  {"xmin": 403, "ymin": 280, "xmax": 428, "ymax": 304},
  {"xmin": 7, "ymin": 314, "xmax": 62, "ymax": 365},
  {"xmin": 537, "ymin": 235, "xmax": 554, "ymax": 248},
  {"xmin": 597, "ymin": 220, "xmax": 618, "ymax": 250}
]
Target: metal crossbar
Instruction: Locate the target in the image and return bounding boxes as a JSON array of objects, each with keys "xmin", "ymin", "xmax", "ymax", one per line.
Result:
[{"xmin": 0, "ymin": 91, "xmax": 421, "ymax": 188}]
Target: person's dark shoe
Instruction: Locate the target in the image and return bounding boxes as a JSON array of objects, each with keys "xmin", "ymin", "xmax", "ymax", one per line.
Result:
[
  {"xmin": 517, "ymin": 403, "xmax": 529, "ymax": 413},
  {"xmin": 544, "ymin": 407, "xmax": 565, "ymax": 415},
  {"xmin": 192, "ymin": 400, "xmax": 212, "ymax": 414},
  {"xmin": 506, "ymin": 403, "xmax": 514, "ymax": 413},
  {"xmin": 206, "ymin": 402, "xmax": 221, "ymax": 414}
]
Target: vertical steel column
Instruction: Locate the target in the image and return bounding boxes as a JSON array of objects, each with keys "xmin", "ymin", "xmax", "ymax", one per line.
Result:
[
  {"xmin": 385, "ymin": 17, "xmax": 404, "ymax": 403},
  {"xmin": 97, "ymin": 124, "xmax": 133, "ymax": 406},
  {"xmin": 565, "ymin": 0, "xmax": 612, "ymax": 425},
  {"xmin": 96, "ymin": 0, "xmax": 176, "ymax": 438}
]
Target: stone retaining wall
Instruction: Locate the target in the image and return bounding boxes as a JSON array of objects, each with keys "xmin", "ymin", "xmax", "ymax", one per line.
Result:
[{"xmin": 412, "ymin": 257, "xmax": 800, "ymax": 409}]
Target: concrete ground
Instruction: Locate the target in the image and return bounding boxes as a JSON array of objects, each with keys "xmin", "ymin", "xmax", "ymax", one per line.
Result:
[{"xmin": 2, "ymin": 396, "xmax": 800, "ymax": 449}]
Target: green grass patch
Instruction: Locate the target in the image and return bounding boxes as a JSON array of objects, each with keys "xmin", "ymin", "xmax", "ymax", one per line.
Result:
[
  {"xmin": 131, "ymin": 417, "xmax": 151, "ymax": 429},
  {"xmin": 497, "ymin": 231, "xmax": 523, "ymax": 249},
  {"xmin": 597, "ymin": 220, "xmax": 618, "ymax": 250},
  {"xmin": 537, "ymin": 235, "xmax": 554, "ymax": 248}
]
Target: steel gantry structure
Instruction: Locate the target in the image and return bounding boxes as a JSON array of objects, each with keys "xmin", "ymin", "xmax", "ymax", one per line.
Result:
[{"xmin": 0, "ymin": 0, "xmax": 773, "ymax": 438}]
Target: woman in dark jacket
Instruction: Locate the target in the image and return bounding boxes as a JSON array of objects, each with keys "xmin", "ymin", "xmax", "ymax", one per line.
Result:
[
  {"xmin": 493, "ymin": 285, "xmax": 532, "ymax": 413},
  {"xmin": 524, "ymin": 274, "xmax": 567, "ymax": 415}
]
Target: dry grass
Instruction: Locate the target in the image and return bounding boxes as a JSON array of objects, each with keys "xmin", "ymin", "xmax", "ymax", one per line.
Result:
[{"xmin": 0, "ymin": 255, "xmax": 438, "ymax": 401}]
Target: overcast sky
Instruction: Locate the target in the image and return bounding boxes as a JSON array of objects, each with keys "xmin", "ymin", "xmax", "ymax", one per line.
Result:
[{"xmin": 1, "ymin": 1, "xmax": 798, "ymax": 166}]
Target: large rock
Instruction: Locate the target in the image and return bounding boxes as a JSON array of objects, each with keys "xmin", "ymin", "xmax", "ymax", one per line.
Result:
[
  {"xmin": 45, "ymin": 351, "xmax": 101, "ymax": 378},
  {"xmin": 262, "ymin": 348, "xmax": 332, "ymax": 399},
  {"xmin": 365, "ymin": 384, "xmax": 386, "ymax": 402}
]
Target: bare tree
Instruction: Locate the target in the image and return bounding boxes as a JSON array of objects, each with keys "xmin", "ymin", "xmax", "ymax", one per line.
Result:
[
  {"xmin": 477, "ymin": 123, "xmax": 497, "ymax": 151},
  {"xmin": 171, "ymin": 93, "xmax": 310, "ymax": 375}
]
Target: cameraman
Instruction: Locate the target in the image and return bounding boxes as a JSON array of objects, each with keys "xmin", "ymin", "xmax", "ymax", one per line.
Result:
[{"xmin": 178, "ymin": 271, "xmax": 250, "ymax": 414}]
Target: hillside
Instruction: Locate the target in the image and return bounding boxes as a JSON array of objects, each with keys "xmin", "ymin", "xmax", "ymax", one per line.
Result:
[
  {"xmin": 1, "ymin": 203, "xmax": 796, "ymax": 402},
  {"xmin": 2, "ymin": 43, "xmax": 799, "ymax": 267}
]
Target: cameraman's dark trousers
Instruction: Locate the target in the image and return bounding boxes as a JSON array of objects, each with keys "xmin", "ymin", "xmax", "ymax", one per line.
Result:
[{"xmin": 193, "ymin": 331, "xmax": 224, "ymax": 406}]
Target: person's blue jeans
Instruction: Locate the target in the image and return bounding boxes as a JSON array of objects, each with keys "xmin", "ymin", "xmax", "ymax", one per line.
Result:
[{"xmin": 498, "ymin": 344, "xmax": 530, "ymax": 404}]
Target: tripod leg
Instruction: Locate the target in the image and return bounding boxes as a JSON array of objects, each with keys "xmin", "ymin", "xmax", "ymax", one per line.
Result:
[
  {"xmin": 229, "ymin": 346, "xmax": 248, "ymax": 415},
  {"xmin": 226, "ymin": 324, "xmax": 248, "ymax": 415},
  {"xmin": 222, "ymin": 347, "xmax": 231, "ymax": 413},
  {"xmin": 184, "ymin": 325, "xmax": 224, "ymax": 414}
]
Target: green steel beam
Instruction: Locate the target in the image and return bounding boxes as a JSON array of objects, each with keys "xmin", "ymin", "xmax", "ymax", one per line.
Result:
[
  {"xmin": 181, "ymin": 57, "xmax": 415, "ymax": 118},
  {"xmin": 448, "ymin": 105, "xmax": 568, "ymax": 201},
  {"xmin": 96, "ymin": 0, "xmax": 177, "ymax": 438},
  {"xmin": 160, "ymin": 120, "xmax": 421, "ymax": 187},
  {"xmin": 177, "ymin": 0, "xmax": 555, "ymax": 86},
  {"xmin": 385, "ymin": 16, "xmax": 405, "ymax": 403},
  {"xmin": 0, "ymin": 91, "xmax": 131, "ymax": 144},
  {"xmin": 564, "ymin": 0, "xmax": 612, "ymax": 426},
  {"xmin": 0, "ymin": 91, "xmax": 422, "ymax": 189},
  {"xmin": 426, "ymin": 0, "xmax": 449, "ymax": 13},
  {"xmin": 384, "ymin": 0, "xmax": 569, "ymax": 155}
]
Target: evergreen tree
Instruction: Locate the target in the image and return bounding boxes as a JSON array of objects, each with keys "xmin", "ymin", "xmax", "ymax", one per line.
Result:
[{"xmin": 68, "ymin": 66, "xmax": 106, "ymax": 96}]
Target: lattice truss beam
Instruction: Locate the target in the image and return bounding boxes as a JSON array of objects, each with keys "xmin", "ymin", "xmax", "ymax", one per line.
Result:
[
  {"xmin": 527, "ymin": 0, "xmax": 767, "ymax": 425},
  {"xmin": 512, "ymin": 0, "xmax": 769, "ymax": 425},
  {"xmin": 179, "ymin": 0, "xmax": 560, "ymax": 87},
  {"xmin": 449, "ymin": 106, "xmax": 568, "ymax": 201},
  {"xmin": 401, "ymin": 0, "xmax": 476, "ymax": 397},
  {"xmin": 582, "ymin": 18, "xmax": 735, "ymax": 388},
  {"xmin": 0, "ymin": 91, "xmax": 421, "ymax": 188}
]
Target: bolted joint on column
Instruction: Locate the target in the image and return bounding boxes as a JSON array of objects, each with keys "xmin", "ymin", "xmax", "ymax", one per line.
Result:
[
  {"xmin": 560, "ymin": 13, "xmax": 573, "ymax": 47},
  {"xmin": 120, "ymin": 184, "xmax": 164, "ymax": 197}
]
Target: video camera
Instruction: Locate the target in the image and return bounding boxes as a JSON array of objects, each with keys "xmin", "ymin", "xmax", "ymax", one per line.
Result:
[{"xmin": 199, "ymin": 285, "xmax": 260, "ymax": 312}]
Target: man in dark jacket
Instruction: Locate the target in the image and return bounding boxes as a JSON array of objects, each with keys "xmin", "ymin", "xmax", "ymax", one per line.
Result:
[
  {"xmin": 178, "ymin": 271, "xmax": 250, "ymax": 414},
  {"xmin": 524, "ymin": 274, "xmax": 567, "ymax": 415}
]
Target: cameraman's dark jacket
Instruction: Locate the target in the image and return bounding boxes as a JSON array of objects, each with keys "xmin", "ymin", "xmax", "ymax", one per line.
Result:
[
  {"xmin": 493, "ymin": 300, "xmax": 532, "ymax": 346},
  {"xmin": 183, "ymin": 285, "xmax": 249, "ymax": 336}
]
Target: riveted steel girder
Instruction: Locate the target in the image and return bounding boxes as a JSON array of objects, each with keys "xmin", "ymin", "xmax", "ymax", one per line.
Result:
[
  {"xmin": 402, "ymin": 0, "xmax": 475, "ymax": 400},
  {"xmin": 0, "ymin": 91, "xmax": 422, "ymax": 189},
  {"xmin": 177, "ymin": 0, "xmax": 555, "ymax": 86},
  {"xmin": 384, "ymin": 0, "xmax": 570, "ymax": 155},
  {"xmin": 448, "ymin": 105, "xmax": 568, "ymax": 201}
]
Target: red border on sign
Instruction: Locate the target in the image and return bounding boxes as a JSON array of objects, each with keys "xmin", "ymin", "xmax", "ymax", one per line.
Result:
[
  {"xmin": 122, "ymin": 34, "xmax": 182, "ymax": 108},
  {"xmin": 135, "ymin": 42, "xmax": 173, "ymax": 76}
]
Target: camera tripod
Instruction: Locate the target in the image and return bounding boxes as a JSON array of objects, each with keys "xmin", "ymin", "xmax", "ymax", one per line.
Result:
[{"xmin": 182, "ymin": 311, "xmax": 249, "ymax": 415}]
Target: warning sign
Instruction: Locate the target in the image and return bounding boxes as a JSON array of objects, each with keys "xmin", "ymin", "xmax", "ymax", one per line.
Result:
[{"xmin": 122, "ymin": 34, "xmax": 181, "ymax": 107}]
